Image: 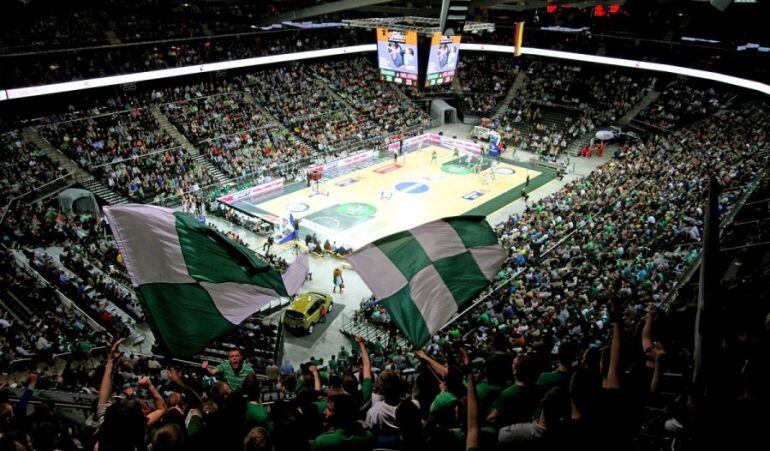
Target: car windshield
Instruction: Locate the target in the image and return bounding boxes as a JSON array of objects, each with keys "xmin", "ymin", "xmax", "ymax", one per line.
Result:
[{"xmin": 285, "ymin": 310, "xmax": 305, "ymax": 320}]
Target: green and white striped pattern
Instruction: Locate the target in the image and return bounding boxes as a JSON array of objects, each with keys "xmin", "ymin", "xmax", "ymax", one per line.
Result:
[
  {"xmin": 347, "ymin": 216, "xmax": 506, "ymax": 347},
  {"xmin": 104, "ymin": 204, "xmax": 291, "ymax": 357}
]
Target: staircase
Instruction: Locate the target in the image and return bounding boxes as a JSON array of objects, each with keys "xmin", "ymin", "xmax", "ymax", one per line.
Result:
[
  {"xmin": 618, "ymin": 89, "xmax": 660, "ymax": 125},
  {"xmin": 151, "ymin": 105, "xmax": 232, "ymax": 186},
  {"xmin": 492, "ymin": 70, "xmax": 527, "ymax": 121},
  {"xmin": 566, "ymin": 131, "xmax": 595, "ymax": 157},
  {"xmin": 23, "ymin": 127, "xmax": 129, "ymax": 205},
  {"xmin": 149, "ymin": 105, "xmax": 199, "ymax": 156},
  {"xmin": 339, "ymin": 315, "xmax": 410, "ymax": 349},
  {"xmin": 22, "ymin": 127, "xmax": 91, "ymax": 183},
  {"xmin": 246, "ymin": 86, "xmax": 318, "ymax": 154},
  {"xmin": 81, "ymin": 179, "xmax": 129, "ymax": 205},
  {"xmin": 194, "ymin": 155, "xmax": 229, "ymax": 185}
]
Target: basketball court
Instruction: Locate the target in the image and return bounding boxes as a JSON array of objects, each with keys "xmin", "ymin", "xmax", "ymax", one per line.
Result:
[{"xmin": 227, "ymin": 144, "xmax": 555, "ymax": 249}]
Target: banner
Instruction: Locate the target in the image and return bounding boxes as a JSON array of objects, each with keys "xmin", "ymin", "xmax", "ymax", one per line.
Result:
[
  {"xmin": 217, "ymin": 178, "xmax": 284, "ymax": 203},
  {"xmin": 305, "ymin": 149, "xmax": 376, "ymax": 174}
]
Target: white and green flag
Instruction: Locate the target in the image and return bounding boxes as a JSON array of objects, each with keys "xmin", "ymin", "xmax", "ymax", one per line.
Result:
[
  {"xmin": 347, "ymin": 216, "xmax": 506, "ymax": 347},
  {"xmin": 104, "ymin": 204, "xmax": 306, "ymax": 357}
]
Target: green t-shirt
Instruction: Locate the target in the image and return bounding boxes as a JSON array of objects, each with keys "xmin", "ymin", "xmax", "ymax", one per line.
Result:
[
  {"xmin": 475, "ymin": 382, "xmax": 502, "ymax": 415},
  {"xmin": 492, "ymin": 384, "xmax": 538, "ymax": 425},
  {"xmin": 216, "ymin": 362, "xmax": 254, "ymax": 391},
  {"xmin": 430, "ymin": 391, "xmax": 458, "ymax": 413},
  {"xmin": 246, "ymin": 402, "xmax": 272, "ymax": 430},
  {"xmin": 537, "ymin": 370, "xmax": 570, "ymax": 389},
  {"xmin": 315, "ymin": 399, "xmax": 329, "ymax": 415},
  {"xmin": 312, "ymin": 428, "xmax": 373, "ymax": 451},
  {"xmin": 187, "ymin": 414, "xmax": 204, "ymax": 436}
]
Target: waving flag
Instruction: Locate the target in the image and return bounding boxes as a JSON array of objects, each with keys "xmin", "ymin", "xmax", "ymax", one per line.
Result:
[
  {"xmin": 104, "ymin": 204, "xmax": 304, "ymax": 357},
  {"xmin": 347, "ymin": 216, "xmax": 506, "ymax": 347}
]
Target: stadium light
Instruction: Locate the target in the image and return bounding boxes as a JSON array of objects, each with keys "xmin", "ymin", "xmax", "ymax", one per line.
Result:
[
  {"xmin": 2, "ymin": 42, "xmax": 769, "ymax": 100},
  {"xmin": 460, "ymin": 43, "xmax": 770, "ymax": 96}
]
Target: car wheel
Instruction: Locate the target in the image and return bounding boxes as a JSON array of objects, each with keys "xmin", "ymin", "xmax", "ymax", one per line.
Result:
[
  {"xmin": 307, "ymin": 325, "xmax": 314, "ymax": 334},
  {"xmin": 328, "ymin": 302, "xmax": 333, "ymax": 312}
]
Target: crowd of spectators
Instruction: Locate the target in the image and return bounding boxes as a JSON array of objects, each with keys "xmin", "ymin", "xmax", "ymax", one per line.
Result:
[
  {"xmin": 458, "ymin": 54, "xmax": 520, "ymax": 117},
  {"xmin": 0, "ymin": 131, "xmax": 66, "ymax": 207},
  {"xmin": 41, "ymin": 106, "xmax": 215, "ymax": 203},
  {"xmin": 638, "ymin": 78, "xmax": 735, "ymax": 129},
  {"xmin": 161, "ymin": 86, "xmax": 310, "ymax": 181},
  {"xmin": 248, "ymin": 60, "xmax": 428, "ymax": 154},
  {"xmin": 1, "ymin": 28, "xmax": 369, "ymax": 89},
  {"xmin": 490, "ymin": 59, "xmax": 655, "ymax": 157},
  {"xmin": 0, "ymin": 43, "xmax": 768, "ymax": 451},
  {"xmin": 0, "ymin": 249, "xmax": 110, "ymax": 371}
]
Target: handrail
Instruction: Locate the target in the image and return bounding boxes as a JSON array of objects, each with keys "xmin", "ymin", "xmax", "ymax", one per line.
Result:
[
  {"xmin": 88, "ymin": 145, "xmax": 187, "ymax": 169},
  {"xmin": 0, "ymin": 171, "xmax": 74, "ymax": 225},
  {"xmin": 10, "ymin": 247, "xmax": 110, "ymax": 335},
  {"xmin": 659, "ymin": 170, "xmax": 766, "ymax": 310}
]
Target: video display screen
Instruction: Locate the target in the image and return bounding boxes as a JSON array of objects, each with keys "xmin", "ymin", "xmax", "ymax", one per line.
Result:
[
  {"xmin": 425, "ymin": 33, "xmax": 462, "ymax": 86},
  {"xmin": 376, "ymin": 27, "xmax": 419, "ymax": 86}
]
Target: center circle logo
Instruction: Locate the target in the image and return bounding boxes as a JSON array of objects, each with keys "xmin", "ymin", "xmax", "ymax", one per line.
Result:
[
  {"xmin": 288, "ymin": 202, "xmax": 309, "ymax": 213},
  {"xmin": 395, "ymin": 181, "xmax": 430, "ymax": 194},
  {"xmin": 496, "ymin": 167, "xmax": 515, "ymax": 175},
  {"xmin": 441, "ymin": 163, "xmax": 472, "ymax": 175},
  {"xmin": 336, "ymin": 202, "xmax": 377, "ymax": 218}
]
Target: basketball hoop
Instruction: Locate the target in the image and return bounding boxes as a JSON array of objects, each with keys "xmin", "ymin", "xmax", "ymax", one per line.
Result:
[{"xmin": 308, "ymin": 169, "xmax": 328, "ymax": 197}]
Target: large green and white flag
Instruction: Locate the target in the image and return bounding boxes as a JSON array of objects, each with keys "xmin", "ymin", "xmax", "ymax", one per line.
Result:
[
  {"xmin": 104, "ymin": 204, "xmax": 306, "ymax": 357},
  {"xmin": 347, "ymin": 216, "xmax": 506, "ymax": 347}
]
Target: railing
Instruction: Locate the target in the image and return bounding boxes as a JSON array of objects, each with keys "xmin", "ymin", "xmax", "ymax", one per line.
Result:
[
  {"xmin": 0, "ymin": 171, "xmax": 75, "ymax": 225},
  {"xmin": 10, "ymin": 246, "xmax": 109, "ymax": 335},
  {"xmin": 659, "ymin": 168, "xmax": 767, "ymax": 310},
  {"xmin": 88, "ymin": 145, "xmax": 187, "ymax": 169}
]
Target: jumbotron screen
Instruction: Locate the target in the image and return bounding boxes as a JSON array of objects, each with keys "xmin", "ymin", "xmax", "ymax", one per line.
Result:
[
  {"xmin": 376, "ymin": 27, "xmax": 419, "ymax": 86},
  {"xmin": 425, "ymin": 33, "xmax": 462, "ymax": 86}
]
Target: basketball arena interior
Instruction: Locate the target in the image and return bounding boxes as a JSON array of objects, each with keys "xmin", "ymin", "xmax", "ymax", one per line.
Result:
[{"xmin": 0, "ymin": 1, "xmax": 768, "ymax": 450}]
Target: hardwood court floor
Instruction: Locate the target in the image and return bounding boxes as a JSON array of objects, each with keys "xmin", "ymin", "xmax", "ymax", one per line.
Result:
[{"xmin": 257, "ymin": 145, "xmax": 549, "ymax": 249}]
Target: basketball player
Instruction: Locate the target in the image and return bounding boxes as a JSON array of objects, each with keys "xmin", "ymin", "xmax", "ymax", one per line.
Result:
[
  {"xmin": 474, "ymin": 156, "xmax": 484, "ymax": 174},
  {"xmin": 430, "ymin": 149, "xmax": 438, "ymax": 165},
  {"xmin": 491, "ymin": 160, "xmax": 498, "ymax": 180}
]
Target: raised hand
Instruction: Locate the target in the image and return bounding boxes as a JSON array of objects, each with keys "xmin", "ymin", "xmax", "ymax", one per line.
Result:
[{"xmin": 108, "ymin": 338, "xmax": 125, "ymax": 362}]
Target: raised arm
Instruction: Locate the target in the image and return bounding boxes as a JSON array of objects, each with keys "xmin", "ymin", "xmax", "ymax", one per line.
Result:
[
  {"xmin": 356, "ymin": 336, "xmax": 372, "ymax": 380},
  {"xmin": 651, "ymin": 350, "xmax": 666, "ymax": 395},
  {"xmin": 201, "ymin": 360, "xmax": 219, "ymax": 376},
  {"xmin": 642, "ymin": 303, "xmax": 655, "ymax": 353},
  {"xmin": 310, "ymin": 365, "xmax": 322, "ymax": 392},
  {"xmin": 462, "ymin": 349, "xmax": 479, "ymax": 451},
  {"xmin": 98, "ymin": 338, "xmax": 125, "ymax": 405},
  {"xmin": 414, "ymin": 349, "xmax": 449, "ymax": 378},
  {"xmin": 606, "ymin": 289, "xmax": 622, "ymax": 390},
  {"xmin": 138, "ymin": 376, "xmax": 167, "ymax": 427},
  {"xmin": 607, "ymin": 321, "xmax": 623, "ymax": 389},
  {"xmin": 168, "ymin": 366, "xmax": 203, "ymax": 410}
]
